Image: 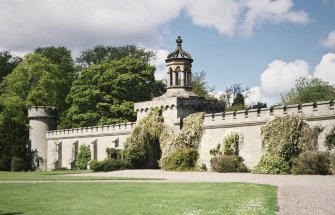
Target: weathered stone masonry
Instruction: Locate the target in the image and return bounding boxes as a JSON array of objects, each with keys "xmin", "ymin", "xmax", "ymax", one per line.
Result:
[{"xmin": 28, "ymin": 37, "xmax": 335, "ymax": 171}]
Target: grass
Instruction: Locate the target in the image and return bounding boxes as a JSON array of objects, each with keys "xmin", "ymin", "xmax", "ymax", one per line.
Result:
[
  {"xmin": 0, "ymin": 170, "xmax": 159, "ymax": 181},
  {"xmin": 0, "ymin": 182, "xmax": 277, "ymax": 215}
]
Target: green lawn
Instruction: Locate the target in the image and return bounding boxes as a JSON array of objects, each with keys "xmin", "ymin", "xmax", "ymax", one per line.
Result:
[
  {"xmin": 0, "ymin": 182, "xmax": 277, "ymax": 215},
  {"xmin": 0, "ymin": 170, "xmax": 158, "ymax": 181}
]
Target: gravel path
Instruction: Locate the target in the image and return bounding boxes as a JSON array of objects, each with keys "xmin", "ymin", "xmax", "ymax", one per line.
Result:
[{"xmin": 74, "ymin": 170, "xmax": 335, "ymax": 215}]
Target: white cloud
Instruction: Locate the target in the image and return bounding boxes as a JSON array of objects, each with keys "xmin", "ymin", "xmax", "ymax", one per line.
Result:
[
  {"xmin": 245, "ymin": 86, "xmax": 263, "ymax": 104},
  {"xmin": 245, "ymin": 86, "xmax": 281, "ymax": 106},
  {"xmin": 185, "ymin": 0, "xmax": 309, "ymax": 37},
  {"xmin": 245, "ymin": 52, "xmax": 335, "ymax": 106},
  {"xmin": 260, "ymin": 59, "xmax": 309, "ymax": 94},
  {"xmin": 0, "ymin": 0, "xmax": 310, "ymax": 52},
  {"xmin": 184, "ymin": 0, "xmax": 242, "ymax": 36},
  {"xmin": 0, "ymin": 0, "xmax": 183, "ymax": 51},
  {"xmin": 149, "ymin": 48, "xmax": 169, "ymax": 80},
  {"xmin": 314, "ymin": 53, "xmax": 335, "ymax": 85},
  {"xmin": 242, "ymin": 0, "xmax": 309, "ymax": 36},
  {"xmin": 321, "ymin": 31, "xmax": 335, "ymax": 49}
]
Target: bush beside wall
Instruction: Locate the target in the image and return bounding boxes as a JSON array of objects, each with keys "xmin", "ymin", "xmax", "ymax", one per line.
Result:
[
  {"xmin": 291, "ymin": 151, "xmax": 332, "ymax": 175},
  {"xmin": 90, "ymin": 158, "xmax": 131, "ymax": 172},
  {"xmin": 75, "ymin": 145, "xmax": 91, "ymax": 170},
  {"xmin": 253, "ymin": 115, "xmax": 322, "ymax": 174},
  {"xmin": 162, "ymin": 148, "xmax": 199, "ymax": 171},
  {"xmin": 210, "ymin": 155, "xmax": 248, "ymax": 173},
  {"xmin": 252, "ymin": 154, "xmax": 290, "ymax": 174}
]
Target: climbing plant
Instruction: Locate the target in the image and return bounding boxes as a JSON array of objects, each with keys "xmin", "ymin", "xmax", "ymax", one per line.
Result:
[
  {"xmin": 160, "ymin": 112, "xmax": 205, "ymax": 171},
  {"xmin": 209, "ymin": 129, "xmax": 243, "ymax": 156},
  {"xmin": 124, "ymin": 109, "xmax": 205, "ymax": 171},
  {"xmin": 325, "ymin": 125, "xmax": 335, "ymax": 152},
  {"xmin": 209, "ymin": 129, "xmax": 248, "ymax": 173},
  {"xmin": 123, "ymin": 108, "xmax": 167, "ymax": 168},
  {"xmin": 253, "ymin": 115, "xmax": 322, "ymax": 174},
  {"xmin": 75, "ymin": 145, "xmax": 91, "ymax": 170}
]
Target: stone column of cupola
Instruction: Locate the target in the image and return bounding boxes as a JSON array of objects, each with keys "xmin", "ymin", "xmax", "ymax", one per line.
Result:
[
  {"xmin": 172, "ymin": 70, "xmax": 177, "ymax": 86},
  {"xmin": 180, "ymin": 70, "xmax": 185, "ymax": 86}
]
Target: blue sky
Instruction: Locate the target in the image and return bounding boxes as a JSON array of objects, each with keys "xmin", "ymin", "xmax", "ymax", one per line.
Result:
[{"xmin": 1, "ymin": 0, "xmax": 335, "ymax": 104}]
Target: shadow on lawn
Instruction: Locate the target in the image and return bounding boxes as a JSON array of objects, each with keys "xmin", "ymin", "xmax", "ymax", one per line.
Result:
[{"xmin": 0, "ymin": 211, "xmax": 23, "ymax": 215}]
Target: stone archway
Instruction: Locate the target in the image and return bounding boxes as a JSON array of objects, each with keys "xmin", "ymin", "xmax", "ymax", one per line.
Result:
[{"xmin": 145, "ymin": 138, "xmax": 161, "ymax": 169}]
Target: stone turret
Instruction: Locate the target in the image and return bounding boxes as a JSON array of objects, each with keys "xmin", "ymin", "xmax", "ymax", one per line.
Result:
[
  {"xmin": 163, "ymin": 36, "xmax": 198, "ymax": 98},
  {"xmin": 135, "ymin": 36, "xmax": 222, "ymax": 131},
  {"xmin": 28, "ymin": 106, "xmax": 58, "ymax": 170}
]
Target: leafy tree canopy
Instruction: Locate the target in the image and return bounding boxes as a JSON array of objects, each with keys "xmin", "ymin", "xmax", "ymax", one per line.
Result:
[
  {"xmin": 76, "ymin": 45, "xmax": 155, "ymax": 67},
  {"xmin": 61, "ymin": 57, "xmax": 164, "ymax": 128},
  {"xmin": 0, "ymin": 53, "xmax": 64, "ymax": 123},
  {"xmin": 0, "ymin": 53, "xmax": 69, "ymax": 170},
  {"xmin": 33, "ymin": 46, "xmax": 76, "ymax": 113},
  {"xmin": 191, "ymin": 71, "xmax": 216, "ymax": 100},
  {"xmin": 0, "ymin": 50, "xmax": 22, "ymax": 81},
  {"xmin": 281, "ymin": 77, "xmax": 335, "ymax": 105},
  {"xmin": 219, "ymin": 84, "xmax": 250, "ymax": 110}
]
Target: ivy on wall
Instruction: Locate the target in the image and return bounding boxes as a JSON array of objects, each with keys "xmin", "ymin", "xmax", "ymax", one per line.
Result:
[
  {"xmin": 123, "ymin": 109, "xmax": 205, "ymax": 171},
  {"xmin": 123, "ymin": 108, "xmax": 166, "ymax": 168},
  {"xmin": 253, "ymin": 115, "xmax": 322, "ymax": 174},
  {"xmin": 160, "ymin": 112, "xmax": 205, "ymax": 170},
  {"xmin": 75, "ymin": 145, "xmax": 91, "ymax": 170},
  {"xmin": 209, "ymin": 129, "xmax": 248, "ymax": 173}
]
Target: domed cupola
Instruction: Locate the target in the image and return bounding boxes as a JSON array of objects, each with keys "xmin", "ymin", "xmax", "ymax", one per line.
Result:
[{"xmin": 165, "ymin": 36, "xmax": 195, "ymax": 96}]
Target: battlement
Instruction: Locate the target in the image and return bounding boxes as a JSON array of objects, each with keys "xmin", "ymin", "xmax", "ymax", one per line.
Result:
[
  {"xmin": 46, "ymin": 122, "xmax": 135, "ymax": 139},
  {"xmin": 204, "ymin": 101, "xmax": 335, "ymax": 128},
  {"xmin": 28, "ymin": 106, "xmax": 58, "ymax": 119},
  {"xmin": 135, "ymin": 97, "xmax": 222, "ymax": 113}
]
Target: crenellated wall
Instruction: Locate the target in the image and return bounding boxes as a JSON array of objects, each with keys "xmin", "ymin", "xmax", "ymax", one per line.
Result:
[
  {"xmin": 46, "ymin": 122, "xmax": 135, "ymax": 139},
  {"xmin": 199, "ymin": 101, "xmax": 335, "ymax": 169},
  {"xmin": 33, "ymin": 100, "xmax": 335, "ymax": 171},
  {"xmin": 135, "ymin": 97, "xmax": 222, "ymax": 132},
  {"xmin": 45, "ymin": 122, "xmax": 135, "ymax": 170}
]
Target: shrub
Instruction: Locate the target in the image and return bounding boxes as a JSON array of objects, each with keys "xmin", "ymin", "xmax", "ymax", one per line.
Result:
[
  {"xmin": 90, "ymin": 158, "xmax": 131, "ymax": 172},
  {"xmin": 253, "ymin": 115, "xmax": 322, "ymax": 174},
  {"xmin": 325, "ymin": 126, "xmax": 335, "ymax": 151},
  {"xmin": 162, "ymin": 148, "xmax": 199, "ymax": 171},
  {"xmin": 209, "ymin": 143, "xmax": 222, "ymax": 157},
  {"xmin": 123, "ymin": 145, "xmax": 147, "ymax": 168},
  {"xmin": 106, "ymin": 148, "xmax": 122, "ymax": 160},
  {"xmin": 291, "ymin": 151, "xmax": 332, "ymax": 175},
  {"xmin": 261, "ymin": 115, "xmax": 319, "ymax": 161},
  {"xmin": 75, "ymin": 145, "xmax": 91, "ymax": 170},
  {"xmin": 11, "ymin": 156, "xmax": 26, "ymax": 172},
  {"xmin": 160, "ymin": 112, "xmax": 204, "ymax": 170},
  {"xmin": 210, "ymin": 155, "xmax": 248, "ymax": 173},
  {"xmin": 331, "ymin": 154, "xmax": 335, "ymax": 175},
  {"xmin": 252, "ymin": 154, "xmax": 290, "ymax": 174}
]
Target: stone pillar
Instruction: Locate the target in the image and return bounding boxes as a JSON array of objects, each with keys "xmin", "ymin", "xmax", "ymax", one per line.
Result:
[
  {"xmin": 172, "ymin": 70, "xmax": 176, "ymax": 86},
  {"xmin": 180, "ymin": 71, "xmax": 185, "ymax": 86},
  {"xmin": 187, "ymin": 72, "xmax": 191, "ymax": 86}
]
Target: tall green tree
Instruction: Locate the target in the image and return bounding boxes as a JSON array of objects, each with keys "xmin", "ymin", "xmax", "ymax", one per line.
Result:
[
  {"xmin": 62, "ymin": 57, "xmax": 164, "ymax": 128},
  {"xmin": 34, "ymin": 46, "xmax": 76, "ymax": 113},
  {"xmin": 281, "ymin": 77, "xmax": 335, "ymax": 105},
  {"xmin": 0, "ymin": 50, "xmax": 22, "ymax": 81},
  {"xmin": 0, "ymin": 53, "xmax": 70, "ymax": 170},
  {"xmin": 232, "ymin": 93, "xmax": 245, "ymax": 106},
  {"xmin": 191, "ymin": 71, "xmax": 216, "ymax": 100},
  {"xmin": 76, "ymin": 45, "xmax": 155, "ymax": 67},
  {"xmin": 219, "ymin": 84, "xmax": 250, "ymax": 111}
]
